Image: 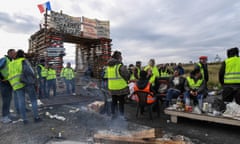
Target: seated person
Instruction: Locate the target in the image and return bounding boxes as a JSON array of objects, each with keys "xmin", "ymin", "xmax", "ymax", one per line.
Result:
[
  {"xmin": 133, "ymin": 70, "xmax": 157, "ymax": 114},
  {"xmin": 164, "ymin": 69, "xmax": 185, "ymax": 107},
  {"xmin": 184, "ymin": 69, "xmax": 206, "ymax": 112}
]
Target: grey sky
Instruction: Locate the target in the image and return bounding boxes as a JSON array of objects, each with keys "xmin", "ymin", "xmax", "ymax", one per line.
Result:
[{"xmin": 1, "ymin": 0, "xmax": 240, "ymax": 66}]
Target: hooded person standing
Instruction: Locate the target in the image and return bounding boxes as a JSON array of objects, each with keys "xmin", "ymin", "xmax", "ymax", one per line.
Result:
[
  {"xmin": 219, "ymin": 47, "xmax": 240, "ymax": 105},
  {"xmin": 107, "ymin": 51, "xmax": 130, "ymax": 120}
]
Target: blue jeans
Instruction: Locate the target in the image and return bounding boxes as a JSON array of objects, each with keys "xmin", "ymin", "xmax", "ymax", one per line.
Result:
[
  {"xmin": 47, "ymin": 79, "xmax": 56, "ymax": 97},
  {"xmin": 16, "ymin": 86, "xmax": 39, "ymax": 121},
  {"xmin": 165, "ymin": 88, "xmax": 181, "ymax": 106},
  {"xmin": 184, "ymin": 91, "xmax": 203, "ymax": 109},
  {"xmin": 38, "ymin": 77, "xmax": 46, "ymax": 98},
  {"xmin": 0, "ymin": 82, "xmax": 13, "ymax": 117},
  {"xmin": 24, "ymin": 85, "xmax": 39, "ymax": 118},
  {"xmin": 65, "ymin": 79, "xmax": 75, "ymax": 94}
]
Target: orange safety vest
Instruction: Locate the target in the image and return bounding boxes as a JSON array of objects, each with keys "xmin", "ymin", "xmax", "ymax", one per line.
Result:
[{"xmin": 133, "ymin": 82, "xmax": 156, "ymax": 104}]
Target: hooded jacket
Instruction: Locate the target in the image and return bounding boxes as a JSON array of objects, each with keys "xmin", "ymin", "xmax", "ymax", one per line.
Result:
[{"xmin": 107, "ymin": 58, "xmax": 130, "ymax": 95}]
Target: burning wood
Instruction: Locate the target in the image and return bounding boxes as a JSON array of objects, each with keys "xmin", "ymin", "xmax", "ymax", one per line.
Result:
[{"xmin": 94, "ymin": 128, "xmax": 185, "ymax": 143}]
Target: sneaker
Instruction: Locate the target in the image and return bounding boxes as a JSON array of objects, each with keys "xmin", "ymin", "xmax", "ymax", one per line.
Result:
[
  {"xmin": 34, "ymin": 117, "xmax": 43, "ymax": 123},
  {"xmin": 23, "ymin": 120, "xmax": 29, "ymax": 125},
  {"xmin": 72, "ymin": 93, "xmax": 76, "ymax": 96},
  {"xmin": 9, "ymin": 114, "xmax": 20, "ymax": 120},
  {"xmin": 119, "ymin": 116, "xmax": 127, "ymax": 121},
  {"xmin": 1, "ymin": 116, "xmax": 12, "ymax": 124}
]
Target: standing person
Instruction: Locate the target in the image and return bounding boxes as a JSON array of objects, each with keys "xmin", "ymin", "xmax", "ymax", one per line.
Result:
[
  {"xmin": 0, "ymin": 49, "xmax": 17, "ymax": 123},
  {"xmin": 8, "ymin": 49, "xmax": 42, "ymax": 124},
  {"xmin": 37, "ymin": 59, "xmax": 47, "ymax": 98},
  {"xmin": 164, "ymin": 69, "xmax": 186, "ymax": 108},
  {"xmin": 176, "ymin": 63, "xmax": 185, "ymax": 76},
  {"xmin": 107, "ymin": 51, "xmax": 130, "ymax": 120},
  {"xmin": 60, "ymin": 62, "xmax": 76, "ymax": 95},
  {"xmin": 219, "ymin": 47, "xmax": 240, "ymax": 105},
  {"xmin": 46, "ymin": 64, "xmax": 57, "ymax": 98},
  {"xmin": 184, "ymin": 69, "xmax": 206, "ymax": 113},
  {"xmin": 195, "ymin": 56, "xmax": 209, "ymax": 85},
  {"xmin": 134, "ymin": 61, "xmax": 142, "ymax": 80}
]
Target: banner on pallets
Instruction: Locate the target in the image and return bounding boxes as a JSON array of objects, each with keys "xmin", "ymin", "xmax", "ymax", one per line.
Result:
[
  {"xmin": 82, "ymin": 16, "xmax": 97, "ymax": 39},
  {"xmin": 49, "ymin": 11, "xmax": 81, "ymax": 36},
  {"xmin": 96, "ymin": 20, "xmax": 110, "ymax": 39},
  {"xmin": 46, "ymin": 11, "xmax": 110, "ymax": 39}
]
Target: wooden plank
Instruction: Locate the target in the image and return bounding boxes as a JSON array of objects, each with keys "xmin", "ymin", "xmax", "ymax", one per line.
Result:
[
  {"xmin": 164, "ymin": 109, "xmax": 240, "ymax": 126},
  {"xmin": 94, "ymin": 133, "xmax": 185, "ymax": 144}
]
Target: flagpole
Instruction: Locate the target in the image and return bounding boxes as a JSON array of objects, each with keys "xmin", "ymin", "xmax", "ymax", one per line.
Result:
[{"xmin": 44, "ymin": 8, "xmax": 48, "ymax": 66}]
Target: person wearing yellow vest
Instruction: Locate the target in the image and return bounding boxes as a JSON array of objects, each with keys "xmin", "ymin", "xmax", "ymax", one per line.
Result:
[
  {"xmin": 184, "ymin": 69, "xmax": 206, "ymax": 113},
  {"xmin": 144, "ymin": 59, "xmax": 159, "ymax": 86},
  {"xmin": 133, "ymin": 70, "xmax": 158, "ymax": 115},
  {"xmin": 46, "ymin": 64, "xmax": 57, "ymax": 98},
  {"xmin": 107, "ymin": 51, "xmax": 130, "ymax": 120},
  {"xmin": 219, "ymin": 47, "xmax": 240, "ymax": 105},
  {"xmin": 0, "ymin": 49, "xmax": 18, "ymax": 124},
  {"xmin": 195, "ymin": 56, "xmax": 209, "ymax": 84},
  {"xmin": 8, "ymin": 50, "xmax": 42, "ymax": 124},
  {"xmin": 60, "ymin": 62, "xmax": 76, "ymax": 95},
  {"xmin": 37, "ymin": 59, "xmax": 47, "ymax": 98}
]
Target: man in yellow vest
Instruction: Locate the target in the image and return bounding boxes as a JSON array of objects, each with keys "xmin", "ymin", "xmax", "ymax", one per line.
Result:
[
  {"xmin": 107, "ymin": 51, "xmax": 130, "ymax": 120},
  {"xmin": 37, "ymin": 59, "xmax": 47, "ymax": 98},
  {"xmin": 219, "ymin": 47, "xmax": 240, "ymax": 105},
  {"xmin": 8, "ymin": 49, "xmax": 42, "ymax": 124},
  {"xmin": 0, "ymin": 49, "xmax": 17, "ymax": 123},
  {"xmin": 60, "ymin": 62, "xmax": 76, "ymax": 95},
  {"xmin": 46, "ymin": 64, "xmax": 57, "ymax": 98},
  {"xmin": 184, "ymin": 69, "xmax": 206, "ymax": 113}
]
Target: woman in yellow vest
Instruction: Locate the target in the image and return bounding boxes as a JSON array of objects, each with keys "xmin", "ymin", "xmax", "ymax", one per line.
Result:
[
  {"xmin": 184, "ymin": 69, "xmax": 206, "ymax": 113},
  {"xmin": 46, "ymin": 64, "xmax": 57, "ymax": 98},
  {"xmin": 107, "ymin": 51, "xmax": 130, "ymax": 120}
]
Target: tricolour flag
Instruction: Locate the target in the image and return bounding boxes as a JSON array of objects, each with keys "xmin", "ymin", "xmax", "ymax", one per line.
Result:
[{"xmin": 37, "ymin": 1, "xmax": 51, "ymax": 13}]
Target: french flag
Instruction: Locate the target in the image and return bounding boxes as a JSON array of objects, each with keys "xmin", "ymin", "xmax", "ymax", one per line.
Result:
[{"xmin": 37, "ymin": 1, "xmax": 52, "ymax": 13}]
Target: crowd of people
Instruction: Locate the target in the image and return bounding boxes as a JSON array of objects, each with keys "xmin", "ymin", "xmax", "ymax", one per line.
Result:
[
  {"xmin": 0, "ymin": 49, "xmax": 76, "ymax": 124},
  {"xmin": 1, "ymin": 46, "xmax": 240, "ymax": 124},
  {"xmin": 102, "ymin": 47, "xmax": 240, "ymax": 120}
]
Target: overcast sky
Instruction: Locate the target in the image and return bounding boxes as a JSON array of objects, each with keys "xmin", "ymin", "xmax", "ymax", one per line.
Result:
[{"xmin": 1, "ymin": 0, "xmax": 240, "ymax": 66}]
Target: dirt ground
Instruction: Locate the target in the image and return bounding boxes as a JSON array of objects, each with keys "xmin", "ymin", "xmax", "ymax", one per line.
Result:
[{"xmin": 0, "ymin": 77, "xmax": 239, "ymax": 144}]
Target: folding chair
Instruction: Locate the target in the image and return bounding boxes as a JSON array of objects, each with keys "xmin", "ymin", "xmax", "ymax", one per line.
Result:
[{"xmin": 135, "ymin": 91, "xmax": 160, "ymax": 120}]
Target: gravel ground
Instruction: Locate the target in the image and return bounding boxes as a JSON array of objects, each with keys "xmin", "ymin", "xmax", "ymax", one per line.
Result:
[{"xmin": 0, "ymin": 77, "xmax": 239, "ymax": 144}]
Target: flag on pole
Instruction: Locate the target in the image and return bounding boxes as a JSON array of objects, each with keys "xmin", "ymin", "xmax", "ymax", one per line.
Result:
[{"xmin": 37, "ymin": 1, "xmax": 52, "ymax": 13}]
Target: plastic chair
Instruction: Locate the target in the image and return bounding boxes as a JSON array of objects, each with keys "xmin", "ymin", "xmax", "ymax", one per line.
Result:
[{"xmin": 134, "ymin": 91, "xmax": 160, "ymax": 120}]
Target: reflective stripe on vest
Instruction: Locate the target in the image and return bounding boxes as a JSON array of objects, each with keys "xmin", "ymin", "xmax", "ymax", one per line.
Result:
[
  {"xmin": 133, "ymin": 83, "xmax": 156, "ymax": 104},
  {"xmin": 46, "ymin": 69, "xmax": 56, "ymax": 80},
  {"xmin": 107, "ymin": 64, "xmax": 128, "ymax": 90},
  {"xmin": 186, "ymin": 76, "xmax": 203, "ymax": 89},
  {"xmin": 224, "ymin": 56, "xmax": 240, "ymax": 83},
  {"xmin": 0, "ymin": 57, "xmax": 10, "ymax": 80},
  {"xmin": 8, "ymin": 58, "xmax": 25, "ymax": 90}
]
